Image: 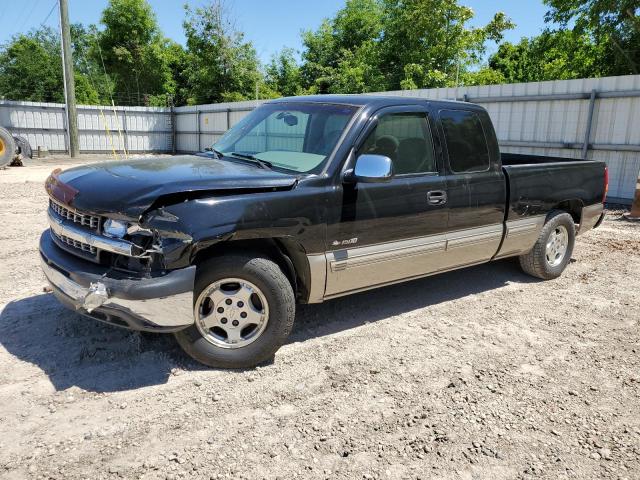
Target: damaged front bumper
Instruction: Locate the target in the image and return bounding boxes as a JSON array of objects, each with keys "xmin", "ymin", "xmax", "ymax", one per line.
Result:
[{"xmin": 39, "ymin": 231, "xmax": 196, "ymax": 332}]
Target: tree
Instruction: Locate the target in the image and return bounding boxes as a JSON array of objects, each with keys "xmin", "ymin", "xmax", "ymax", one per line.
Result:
[
  {"xmin": 265, "ymin": 48, "xmax": 304, "ymax": 97},
  {"xmin": 380, "ymin": 0, "xmax": 514, "ymax": 89},
  {"xmin": 97, "ymin": 0, "xmax": 179, "ymax": 105},
  {"xmin": 300, "ymin": 0, "xmax": 384, "ymax": 93},
  {"xmin": 8, "ymin": 0, "xmax": 628, "ymax": 106},
  {"xmin": 489, "ymin": 30, "xmax": 608, "ymax": 82},
  {"xmin": 461, "ymin": 67, "xmax": 506, "ymax": 86},
  {"xmin": 161, "ymin": 41, "xmax": 190, "ymax": 107},
  {"xmin": 0, "ymin": 29, "xmax": 63, "ymax": 103},
  {"xmin": 0, "ymin": 27, "xmax": 101, "ymax": 104},
  {"xmin": 182, "ymin": 1, "xmax": 262, "ymax": 104},
  {"xmin": 71, "ymin": 24, "xmax": 114, "ymax": 104},
  {"xmin": 330, "ymin": 39, "xmax": 387, "ymax": 93},
  {"xmin": 299, "ymin": 0, "xmax": 514, "ymax": 93},
  {"xmin": 544, "ymin": 0, "xmax": 639, "ymax": 74}
]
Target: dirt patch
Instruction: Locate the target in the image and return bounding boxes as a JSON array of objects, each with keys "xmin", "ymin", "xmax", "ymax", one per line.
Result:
[
  {"xmin": 602, "ymin": 238, "xmax": 640, "ymax": 254},
  {"xmin": 0, "ymin": 162, "xmax": 639, "ymax": 480}
]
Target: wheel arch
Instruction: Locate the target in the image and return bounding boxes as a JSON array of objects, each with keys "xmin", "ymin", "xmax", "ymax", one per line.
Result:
[
  {"xmin": 551, "ymin": 199, "xmax": 584, "ymax": 224},
  {"xmin": 192, "ymin": 237, "xmax": 313, "ymax": 303}
]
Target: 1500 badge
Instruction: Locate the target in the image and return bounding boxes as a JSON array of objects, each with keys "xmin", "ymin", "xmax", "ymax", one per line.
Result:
[{"xmin": 332, "ymin": 238, "xmax": 358, "ymax": 247}]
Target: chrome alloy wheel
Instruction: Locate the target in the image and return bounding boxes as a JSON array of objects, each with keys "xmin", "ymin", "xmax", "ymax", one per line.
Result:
[
  {"xmin": 545, "ymin": 225, "xmax": 569, "ymax": 267},
  {"xmin": 195, "ymin": 278, "xmax": 269, "ymax": 349}
]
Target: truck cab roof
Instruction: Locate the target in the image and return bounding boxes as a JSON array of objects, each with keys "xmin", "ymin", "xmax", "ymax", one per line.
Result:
[{"xmin": 267, "ymin": 94, "xmax": 480, "ymax": 111}]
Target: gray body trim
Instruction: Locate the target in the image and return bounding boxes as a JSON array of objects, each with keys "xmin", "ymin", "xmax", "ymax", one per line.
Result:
[
  {"xmin": 322, "ymin": 261, "xmax": 486, "ymax": 301},
  {"xmin": 494, "ymin": 216, "xmax": 546, "ymax": 259},
  {"xmin": 306, "ymin": 254, "xmax": 328, "ymax": 304},
  {"xmin": 577, "ymin": 203, "xmax": 604, "ymax": 235},
  {"xmin": 306, "ymin": 216, "xmax": 550, "ymax": 303},
  {"xmin": 329, "ymin": 234, "xmax": 447, "ymax": 272},
  {"xmin": 445, "ymin": 224, "xmax": 504, "ymax": 267},
  {"xmin": 325, "ymin": 233, "xmax": 447, "ymax": 297}
]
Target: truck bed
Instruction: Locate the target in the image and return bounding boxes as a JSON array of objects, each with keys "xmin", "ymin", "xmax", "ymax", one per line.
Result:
[
  {"xmin": 501, "ymin": 152, "xmax": 584, "ymax": 165},
  {"xmin": 501, "ymin": 153, "xmax": 607, "ymax": 222}
]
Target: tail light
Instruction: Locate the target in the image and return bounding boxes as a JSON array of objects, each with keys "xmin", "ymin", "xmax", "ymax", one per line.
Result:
[{"xmin": 603, "ymin": 166, "xmax": 609, "ymax": 203}]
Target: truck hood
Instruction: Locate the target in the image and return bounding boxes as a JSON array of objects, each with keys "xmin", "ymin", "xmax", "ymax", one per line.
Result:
[{"xmin": 46, "ymin": 154, "xmax": 298, "ymax": 219}]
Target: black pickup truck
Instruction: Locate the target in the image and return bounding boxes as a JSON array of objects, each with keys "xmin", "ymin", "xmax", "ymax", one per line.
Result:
[{"xmin": 40, "ymin": 95, "xmax": 608, "ymax": 368}]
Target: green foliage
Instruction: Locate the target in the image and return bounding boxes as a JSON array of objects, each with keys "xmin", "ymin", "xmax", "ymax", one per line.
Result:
[
  {"xmin": 460, "ymin": 68, "xmax": 506, "ymax": 87},
  {"xmin": 162, "ymin": 41, "xmax": 190, "ymax": 106},
  {"xmin": 489, "ymin": 30, "xmax": 608, "ymax": 82},
  {"xmin": 97, "ymin": 0, "xmax": 179, "ymax": 105},
  {"xmin": 265, "ymin": 48, "xmax": 304, "ymax": 97},
  {"xmin": 301, "ymin": 0, "xmax": 385, "ymax": 93},
  {"xmin": 182, "ymin": 1, "xmax": 261, "ymax": 104},
  {"xmin": 1, "ymin": 0, "xmax": 635, "ymax": 106},
  {"xmin": 300, "ymin": 0, "xmax": 514, "ymax": 93},
  {"xmin": 0, "ymin": 27, "xmax": 103, "ymax": 104},
  {"xmin": 0, "ymin": 28, "xmax": 64, "ymax": 103},
  {"xmin": 331, "ymin": 40, "xmax": 387, "ymax": 93},
  {"xmin": 380, "ymin": 1, "xmax": 514, "ymax": 89},
  {"xmin": 72, "ymin": 24, "xmax": 114, "ymax": 104},
  {"xmin": 544, "ymin": 0, "xmax": 639, "ymax": 74}
]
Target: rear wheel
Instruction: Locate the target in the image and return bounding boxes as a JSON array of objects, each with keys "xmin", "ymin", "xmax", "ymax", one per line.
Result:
[
  {"xmin": 174, "ymin": 254, "xmax": 295, "ymax": 369},
  {"xmin": 519, "ymin": 210, "xmax": 575, "ymax": 280},
  {"xmin": 13, "ymin": 135, "xmax": 32, "ymax": 159}
]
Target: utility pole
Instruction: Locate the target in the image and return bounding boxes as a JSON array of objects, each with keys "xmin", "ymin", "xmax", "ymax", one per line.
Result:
[{"xmin": 59, "ymin": 0, "xmax": 79, "ymax": 157}]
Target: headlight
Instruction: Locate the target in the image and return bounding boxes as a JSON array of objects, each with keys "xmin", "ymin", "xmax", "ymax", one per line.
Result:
[{"xmin": 103, "ymin": 219, "xmax": 128, "ymax": 238}]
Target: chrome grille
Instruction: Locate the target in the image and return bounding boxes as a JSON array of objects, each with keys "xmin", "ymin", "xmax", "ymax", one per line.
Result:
[
  {"xmin": 49, "ymin": 199, "xmax": 100, "ymax": 230},
  {"xmin": 52, "ymin": 231, "xmax": 97, "ymax": 255},
  {"xmin": 47, "ymin": 196, "xmax": 138, "ymax": 261}
]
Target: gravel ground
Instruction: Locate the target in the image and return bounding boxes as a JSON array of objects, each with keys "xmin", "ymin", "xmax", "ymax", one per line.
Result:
[{"xmin": 0, "ymin": 158, "xmax": 639, "ymax": 480}]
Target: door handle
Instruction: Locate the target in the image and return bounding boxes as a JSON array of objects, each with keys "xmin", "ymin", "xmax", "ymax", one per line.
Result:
[{"xmin": 427, "ymin": 190, "xmax": 448, "ymax": 206}]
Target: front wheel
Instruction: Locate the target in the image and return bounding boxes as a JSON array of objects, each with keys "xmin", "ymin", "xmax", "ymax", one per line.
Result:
[
  {"xmin": 519, "ymin": 210, "xmax": 576, "ymax": 280},
  {"xmin": 174, "ymin": 254, "xmax": 295, "ymax": 369}
]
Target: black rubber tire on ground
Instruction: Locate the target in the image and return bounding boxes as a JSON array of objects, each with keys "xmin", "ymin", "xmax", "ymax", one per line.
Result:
[
  {"xmin": 0, "ymin": 128, "xmax": 17, "ymax": 167},
  {"xmin": 13, "ymin": 135, "xmax": 32, "ymax": 159},
  {"xmin": 519, "ymin": 210, "xmax": 576, "ymax": 280},
  {"xmin": 174, "ymin": 254, "xmax": 296, "ymax": 369}
]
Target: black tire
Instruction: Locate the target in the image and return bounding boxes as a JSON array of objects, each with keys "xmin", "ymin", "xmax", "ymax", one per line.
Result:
[
  {"xmin": 0, "ymin": 128, "xmax": 17, "ymax": 167},
  {"xmin": 13, "ymin": 135, "xmax": 32, "ymax": 159},
  {"xmin": 174, "ymin": 254, "xmax": 295, "ymax": 369},
  {"xmin": 519, "ymin": 210, "xmax": 576, "ymax": 280}
]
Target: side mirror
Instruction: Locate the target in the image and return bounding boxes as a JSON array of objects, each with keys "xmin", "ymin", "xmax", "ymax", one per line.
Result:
[{"xmin": 345, "ymin": 154, "xmax": 394, "ymax": 184}]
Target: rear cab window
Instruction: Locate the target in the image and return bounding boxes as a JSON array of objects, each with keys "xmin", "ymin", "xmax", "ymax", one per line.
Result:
[{"xmin": 439, "ymin": 109, "xmax": 490, "ymax": 174}]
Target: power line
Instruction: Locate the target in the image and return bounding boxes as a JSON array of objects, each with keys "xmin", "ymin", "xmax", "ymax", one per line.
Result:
[
  {"xmin": 4, "ymin": 0, "xmax": 60, "ymax": 42},
  {"xmin": 41, "ymin": 0, "xmax": 59, "ymax": 28},
  {"xmin": 18, "ymin": 0, "xmax": 43, "ymax": 33},
  {"xmin": 11, "ymin": 0, "xmax": 34, "ymax": 35}
]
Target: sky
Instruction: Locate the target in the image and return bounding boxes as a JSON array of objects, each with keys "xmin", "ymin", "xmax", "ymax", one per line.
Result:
[{"xmin": 0, "ymin": 0, "xmax": 551, "ymax": 63}]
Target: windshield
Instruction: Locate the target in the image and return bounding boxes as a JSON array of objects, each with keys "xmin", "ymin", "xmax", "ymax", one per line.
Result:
[{"xmin": 213, "ymin": 102, "xmax": 358, "ymax": 173}]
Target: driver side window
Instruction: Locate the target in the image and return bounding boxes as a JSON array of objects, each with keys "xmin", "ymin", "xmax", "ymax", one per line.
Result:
[{"xmin": 358, "ymin": 113, "xmax": 437, "ymax": 175}]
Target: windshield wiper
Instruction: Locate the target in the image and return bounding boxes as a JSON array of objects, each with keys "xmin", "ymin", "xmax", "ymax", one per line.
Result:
[{"xmin": 229, "ymin": 152, "xmax": 273, "ymax": 170}]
